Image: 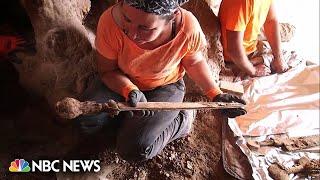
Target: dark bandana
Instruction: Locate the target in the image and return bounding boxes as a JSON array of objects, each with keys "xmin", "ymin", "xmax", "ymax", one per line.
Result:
[{"xmin": 124, "ymin": 0, "xmax": 189, "ymax": 16}]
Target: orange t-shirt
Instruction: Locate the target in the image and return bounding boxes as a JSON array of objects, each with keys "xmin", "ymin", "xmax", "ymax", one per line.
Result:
[
  {"xmin": 95, "ymin": 5, "xmax": 207, "ymax": 98},
  {"xmin": 219, "ymin": 0, "xmax": 272, "ymax": 60}
]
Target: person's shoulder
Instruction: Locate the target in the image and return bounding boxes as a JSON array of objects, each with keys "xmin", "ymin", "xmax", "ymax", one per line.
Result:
[
  {"xmin": 180, "ymin": 8, "xmax": 200, "ymax": 27},
  {"xmin": 180, "ymin": 8, "xmax": 202, "ymax": 35},
  {"xmin": 97, "ymin": 5, "xmax": 121, "ymax": 35},
  {"xmin": 220, "ymin": 0, "xmax": 254, "ymax": 8},
  {"xmin": 99, "ymin": 6, "xmax": 114, "ymax": 24}
]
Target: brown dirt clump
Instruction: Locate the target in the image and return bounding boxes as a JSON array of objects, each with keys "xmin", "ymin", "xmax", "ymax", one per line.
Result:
[
  {"xmin": 268, "ymin": 157, "xmax": 320, "ymax": 180},
  {"xmin": 247, "ymin": 135, "xmax": 320, "ymax": 151}
]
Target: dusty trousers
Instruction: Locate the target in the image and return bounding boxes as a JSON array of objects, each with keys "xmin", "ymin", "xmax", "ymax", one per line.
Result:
[{"xmin": 75, "ymin": 76, "xmax": 192, "ymax": 161}]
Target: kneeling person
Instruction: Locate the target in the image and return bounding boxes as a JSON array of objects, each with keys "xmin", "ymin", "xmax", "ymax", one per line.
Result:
[{"xmin": 77, "ymin": 0, "xmax": 246, "ymax": 161}]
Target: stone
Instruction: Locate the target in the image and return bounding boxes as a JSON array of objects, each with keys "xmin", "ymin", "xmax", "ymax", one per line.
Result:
[{"xmin": 186, "ymin": 160, "xmax": 193, "ymax": 170}]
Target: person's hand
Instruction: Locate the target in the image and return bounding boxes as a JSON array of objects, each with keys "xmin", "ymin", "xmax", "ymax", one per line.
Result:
[
  {"xmin": 271, "ymin": 56, "xmax": 289, "ymax": 73},
  {"xmin": 212, "ymin": 93, "xmax": 247, "ymax": 118},
  {"xmin": 253, "ymin": 64, "xmax": 271, "ymax": 77},
  {"xmin": 128, "ymin": 89, "xmax": 154, "ymax": 117}
]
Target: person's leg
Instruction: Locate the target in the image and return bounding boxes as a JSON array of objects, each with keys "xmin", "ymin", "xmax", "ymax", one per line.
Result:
[
  {"xmin": 75, "ymin": 76, "xmax": 125, "ymax": 135},
  {"xmin": 116, "ymin": 79, "xmax": 196, "ymax": 161}
]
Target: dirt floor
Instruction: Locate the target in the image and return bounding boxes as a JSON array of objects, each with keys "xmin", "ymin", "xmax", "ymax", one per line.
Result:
[{"xmin": 0, "ymin": 61, "xmax": 235, "ymax": 180}]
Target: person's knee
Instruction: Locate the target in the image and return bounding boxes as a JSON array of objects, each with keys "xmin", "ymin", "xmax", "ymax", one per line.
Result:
[
  {"xmin": 116, "ymin": 136, "xmax": 158, "ymax": 161},
  {"xmin": 75, "ymin": 113, "xmax": 108, "ymax": 135}
]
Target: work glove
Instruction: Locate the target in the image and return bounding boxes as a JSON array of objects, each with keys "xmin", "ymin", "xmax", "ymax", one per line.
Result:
[
  {"xmin": 212, "ymin": 93, "xmax": 247, "ymax": 118},
  {"xmin": 128, "ymin": 89, "xmax": 154, "ymax": 117}
]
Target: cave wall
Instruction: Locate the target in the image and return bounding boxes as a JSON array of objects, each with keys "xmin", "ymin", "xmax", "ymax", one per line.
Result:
[{"xmin": 16, "ymin": 0, "xmax": 97, "ymax": 106}]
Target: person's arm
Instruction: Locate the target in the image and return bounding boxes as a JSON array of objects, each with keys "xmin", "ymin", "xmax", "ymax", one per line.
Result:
[
  {"xmin": 182, "ymin": 52, "xmax": 221, "ymax": 96},
  {"xmin": 225, "ymin": 30, "xmax": 257, "ymax": 76},
  {"xmin": 96, "ymin": 52, "xmax": 138, "ymax": 99},
  {"xmin": 182, "ymin": 53, "xmax": 247, "ymax": 118},
  {"xmin": 263, "ymin": 2, "xmax": 288, "ymax": 73},
  {"xmin": 226, "ymin": 31, "xmax": 272, "ymax": 77}
]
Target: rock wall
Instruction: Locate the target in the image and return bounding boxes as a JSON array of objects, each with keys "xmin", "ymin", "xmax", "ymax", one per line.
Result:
[{"xmin": 16, "ymin": 0, "xmax": 97, "ymax": 106}]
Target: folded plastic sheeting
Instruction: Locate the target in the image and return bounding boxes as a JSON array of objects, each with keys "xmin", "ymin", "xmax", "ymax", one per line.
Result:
[
  {"xmin": 227, "ymin": 64, "xmax": 320, "ymax": 180},
  {"xmin": 235, "ymin": 64, "xmax": 320, "ymax": 136},
  {"xmin": 228, "ymin": 132, "xmax": 320, "ymax": 180}
]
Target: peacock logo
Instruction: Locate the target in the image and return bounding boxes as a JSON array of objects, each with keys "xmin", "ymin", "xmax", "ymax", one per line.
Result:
[{"xmin": 9, "ymin": 159, "xmax": 31, "ymax": 172}]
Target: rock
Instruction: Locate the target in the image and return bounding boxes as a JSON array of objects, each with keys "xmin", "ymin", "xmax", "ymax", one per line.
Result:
[
  {"xmin": 268, "ymin": 164, "xmax": 289, "ymax": 180},
  {"xmin": 246, "ymin": 139, "xmax": 260, "ymax": 150},
  {"xmin": 169, "ymin": 153, "xmax": 177, "ymax": 161},
  {"xmin": 114, "ymin": 156, "xmax": 119, "ymax": 164},
  {"xmin": 133, "ymin": 171, "xmax": 138, "ymax": 178},
  {"xmin": 186, "ymin": 161, "xmax": 193, "ymax": 170},
  {"xmin": 138, "ymin": 170, "xmax": 147, "ymax": 180},
  {"xmin": 155, "ymin": 162, "xmax": 162, "ymax": 169}
]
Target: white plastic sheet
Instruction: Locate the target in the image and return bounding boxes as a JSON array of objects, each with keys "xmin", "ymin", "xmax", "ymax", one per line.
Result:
[
  {"xmin": 228, "ymin": 64, "xmax": 320, "ymax": 180},
  {"xmin": 235, "ymin": 64, "xmax": 320, "ymax": 136}
]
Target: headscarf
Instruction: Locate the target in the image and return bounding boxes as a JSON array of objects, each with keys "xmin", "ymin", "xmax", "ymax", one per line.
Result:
[{"xmin": 123, "ymin": 0, "xmax": 189, "ymax": 16}]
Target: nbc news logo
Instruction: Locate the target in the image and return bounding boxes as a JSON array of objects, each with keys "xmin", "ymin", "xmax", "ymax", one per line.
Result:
[
  {"xmin": 9, "ymin": 159, "xmax": 31, "ymax": 172},
  {"xmin": 9, "ymin": 159, "xmax": 100, "ymax": 172}
]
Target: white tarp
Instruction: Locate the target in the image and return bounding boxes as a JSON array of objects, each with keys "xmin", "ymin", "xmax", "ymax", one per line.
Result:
[
  {"xmin": 234, "ymin": 64, "xmax": 320, "ymax": 136},
  {"xmin": 228, "ymin": 64, "xmax": 320, "ymax": 180}
]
